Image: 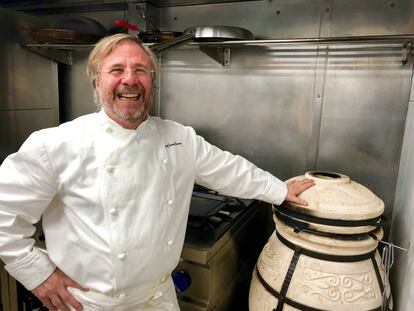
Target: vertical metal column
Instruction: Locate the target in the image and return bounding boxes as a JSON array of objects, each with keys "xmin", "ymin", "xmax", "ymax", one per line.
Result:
[{"xmin": 306, "ymin": 0, "xmax": 332, "ymax": 169}]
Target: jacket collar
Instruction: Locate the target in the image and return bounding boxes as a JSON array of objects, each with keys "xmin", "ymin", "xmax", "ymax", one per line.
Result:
[{"xmin": 97, "ymin": 109, "xmax": 152, "ymax": 132}]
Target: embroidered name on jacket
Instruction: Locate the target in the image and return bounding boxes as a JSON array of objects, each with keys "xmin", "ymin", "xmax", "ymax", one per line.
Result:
[{"xmin": 165, "ymin": 142, "xmax": 182, "ymax": 148}]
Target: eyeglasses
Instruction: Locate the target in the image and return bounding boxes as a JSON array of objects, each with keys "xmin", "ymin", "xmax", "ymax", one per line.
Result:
[{"xmin": 98, "ymin": 67, "xmax": 155, "ymax": 79}]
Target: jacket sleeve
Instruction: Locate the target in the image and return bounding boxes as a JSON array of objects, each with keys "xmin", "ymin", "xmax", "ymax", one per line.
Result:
[
  {"xmin": 190, "ymin": 129, "xmax": 288, "ymax": 204},
  {"xmin": 0, "ymin": 132, "xmax": 57, "ymax": 290}
]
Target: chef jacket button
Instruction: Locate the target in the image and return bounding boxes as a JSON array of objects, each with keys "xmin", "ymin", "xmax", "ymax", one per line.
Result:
[
  {"xmin": 106, "ymin": 166, "xmax": 115, "ymax": 173},
  {"xmin": 106, "ymin": 127, "xmax": 113, "ymax": 134},
  {"xmin": 119, "ymin": 293, "xmax": 126, "ymax": 298},
  {"xmin": 151, "ymin": 291, "xmax": 163, "ymax": 300},
  {"xmin": 162, "ymin": 158, "xmax": 168, "ymax": 164},
  {"xmin": 167, "ymin": 240, "xmax": 173, "ymax": 246},
  {"xmin": 167, "ymin": 199, "xmax": 173, "ymax": 205},
  {"xmin": 109, "ymin": 208, "xmax": 118, "ymax": 216},
  {"xmin": 118, "ymin": 253, "xmax": 127, "ymax": 260}
]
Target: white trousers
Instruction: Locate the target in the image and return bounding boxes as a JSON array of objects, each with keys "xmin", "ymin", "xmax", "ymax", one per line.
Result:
[{"xmin": 67, "ymin": 277, "xmax": 180, "ymax": 311}]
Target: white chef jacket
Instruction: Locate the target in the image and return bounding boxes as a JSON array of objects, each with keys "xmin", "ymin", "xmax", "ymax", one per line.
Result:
[{"xmin": 0, "ymin": 110, "xmax": 287, "ymax": 298}]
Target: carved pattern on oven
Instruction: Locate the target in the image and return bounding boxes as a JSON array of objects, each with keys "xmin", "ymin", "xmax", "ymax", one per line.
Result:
[{"xmin": 302, "ymin": 267, "xmax": 376, "ymax": 303}]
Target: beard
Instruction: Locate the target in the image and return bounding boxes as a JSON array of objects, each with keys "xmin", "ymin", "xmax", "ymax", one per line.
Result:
[
  {"xmin": 96, "ymin": 84, "xmax": 153, "ymax": 125},
  {"xmin": 112, "ymin": 98, "xmax": 146, "ymax": 122}
]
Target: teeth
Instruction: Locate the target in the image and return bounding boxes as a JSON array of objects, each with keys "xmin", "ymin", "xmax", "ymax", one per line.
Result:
[
  {"xmin": 118, "ymin": 93, "xmax": 141, "ymax": 100},
  {"xmin": 122, "ymin": 93, "xmax": 138, "ymax": 98}
]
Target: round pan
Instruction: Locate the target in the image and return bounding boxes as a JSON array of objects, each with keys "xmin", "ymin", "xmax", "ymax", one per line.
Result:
[
  {"xmin": 185, "ymin": 25, "xmax": 254, "ymax": 41},
  {"xmin": 150, "ymin": 25, "xmax": 254, "ymax": 53},
  {"xmin": 28, "ymin": 28, "xmax": 101, "ymax": 44},
  {"xmin": 139, "ymin": 31, "xmax": 183, "ymax": 43}
]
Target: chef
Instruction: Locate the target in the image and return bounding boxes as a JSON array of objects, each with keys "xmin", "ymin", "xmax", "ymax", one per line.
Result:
[{"xmin": 0, "ymin": 33, "xmax": 314, "ymax": 311}]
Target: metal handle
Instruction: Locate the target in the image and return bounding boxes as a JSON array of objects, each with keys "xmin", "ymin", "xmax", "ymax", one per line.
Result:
[
  {"xmin": 381, "ymin": 243, "xmax": 395, "ymax": 311},
  {"xmin": 149, "ymin": 33, "xmax": 194, "ymax": 54}
]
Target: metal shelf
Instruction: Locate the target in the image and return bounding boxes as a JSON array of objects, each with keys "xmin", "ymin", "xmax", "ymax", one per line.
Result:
[
  {"xmin": 190, "ymin": 34, "xmax": 414, "ymax": 66},
  {"xmin": 23, "ymin": 34, "xmax": 414, "ymax": 66},
  {"xmin": 194, "ymin": 34, "xmax": 414, "ymax": 46},
  {"xmin": 23, "ymin": 43, "xmax": 94, "ymax": 65}
]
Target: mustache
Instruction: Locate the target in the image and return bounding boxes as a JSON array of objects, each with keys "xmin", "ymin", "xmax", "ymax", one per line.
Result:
[{"xmin": 117, "ymin": 84, "xmax": 144, "ymax": 93}]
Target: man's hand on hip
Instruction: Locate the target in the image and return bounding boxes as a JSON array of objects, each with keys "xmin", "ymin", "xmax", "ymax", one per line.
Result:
[{"xmin": 32, "ymin": 267, "xmax": 88, "ymax": 311}]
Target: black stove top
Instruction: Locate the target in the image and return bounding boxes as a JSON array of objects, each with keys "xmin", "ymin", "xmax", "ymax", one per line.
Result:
[{"xmin": 185, "ymin": 186, "xmax": 251, "ymax": 247}]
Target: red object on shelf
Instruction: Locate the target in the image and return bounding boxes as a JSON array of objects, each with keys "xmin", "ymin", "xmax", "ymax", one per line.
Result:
[{"xmin": 115, "ymin": 20, "xmax": 138, "ymax": 31}]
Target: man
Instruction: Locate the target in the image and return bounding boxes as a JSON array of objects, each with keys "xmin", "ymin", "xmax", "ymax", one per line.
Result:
[{"xmin": 0, "ymin": 34, "xmax": 314, "ymax": 310}]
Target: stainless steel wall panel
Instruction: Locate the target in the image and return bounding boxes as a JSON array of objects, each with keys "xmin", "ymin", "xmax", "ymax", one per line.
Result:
[
  {"xmin": 316, "ymin": 52, "xmax": 411, "ymax": 221},
  {"xmin": 330, "ymin": 0, "xmax": 414, "ymax": 36},
  {"xmin": 389, "ymin": 68, "xmax": 414, "ymax": 311},
  {"xmin": 60, "ymin": 50, "xmax": 96, "ymax": 122},
  {"xmin": 0, "ymin": 109, "xmax": 58, "ymax": 161},
  {"xmin": 160, "ymin": 47, "xmax": 319, "ymax": 179},
  {"xmin": 2, "ymin": 45, "xmax": 59, "ymax": 111},
  {"xmin": 0, "ymin": 7, "xmax": 59, "ymax": 162},
  {"xmin": 160, "ymin": 0, "xmax": 326, "ymax": 39},
  {"xmin": 160, "ymin": 0, "xmax": 414, "ymax": 39}
]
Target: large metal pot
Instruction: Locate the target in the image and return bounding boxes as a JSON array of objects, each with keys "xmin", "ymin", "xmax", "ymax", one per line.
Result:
[{"xmin": 249, "ymin": 171, "xmax": 392, "ymax": 311}]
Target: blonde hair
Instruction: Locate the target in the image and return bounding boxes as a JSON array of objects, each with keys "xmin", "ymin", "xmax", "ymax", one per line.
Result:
[{"xmin": 86, "ymin": 33, "xmax": 158, "ymax": 88}]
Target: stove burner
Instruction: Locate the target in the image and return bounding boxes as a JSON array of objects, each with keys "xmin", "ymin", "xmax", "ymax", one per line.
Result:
[{"xmin": 185, "ymin": 187, "xmax": 249, "ymax": 246}]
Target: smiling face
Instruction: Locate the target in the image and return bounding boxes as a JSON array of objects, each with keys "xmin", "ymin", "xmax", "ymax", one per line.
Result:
[{"xmin": 95, "ymin": 41, "xmax": 154, "ymax": 129}]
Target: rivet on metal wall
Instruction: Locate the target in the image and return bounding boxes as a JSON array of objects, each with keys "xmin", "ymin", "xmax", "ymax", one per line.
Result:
[
  {"xmin": 276, "ymin": 10, "xmax": 281, "ymax": 15},
  {"xmin": 325, "ymin": 7, "xmax": 330, "ymax": 12},
  {"xmin": 389, "ymin": 2, "xmax": 396, "ymax": 8}
]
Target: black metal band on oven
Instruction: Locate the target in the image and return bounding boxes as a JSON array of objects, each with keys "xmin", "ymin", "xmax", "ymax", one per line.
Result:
[
  {"xmin": 255, "ymin": 266, "xmax": 322, "ymax": 311},
  {"xmin": 370, "ymin": 253, "xmax": 392, "ymax": 311},
  {"xmin": 275, "ymin": 246, "xmax": 302, "ymax": 311},
  {"xmin": 276, "ymin": 231, "xmax": 375, "ymax": 262},
  {"xmin": 274, "ymin": 208, "xmax": 379, "ymax": 241},
  {"xmin": 370, "ymin": 252, "xmax": 385, "ymax": 295},
  {"xmin": 277, "ymin": 204, "xmax": 382, "ymax": 227}
]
